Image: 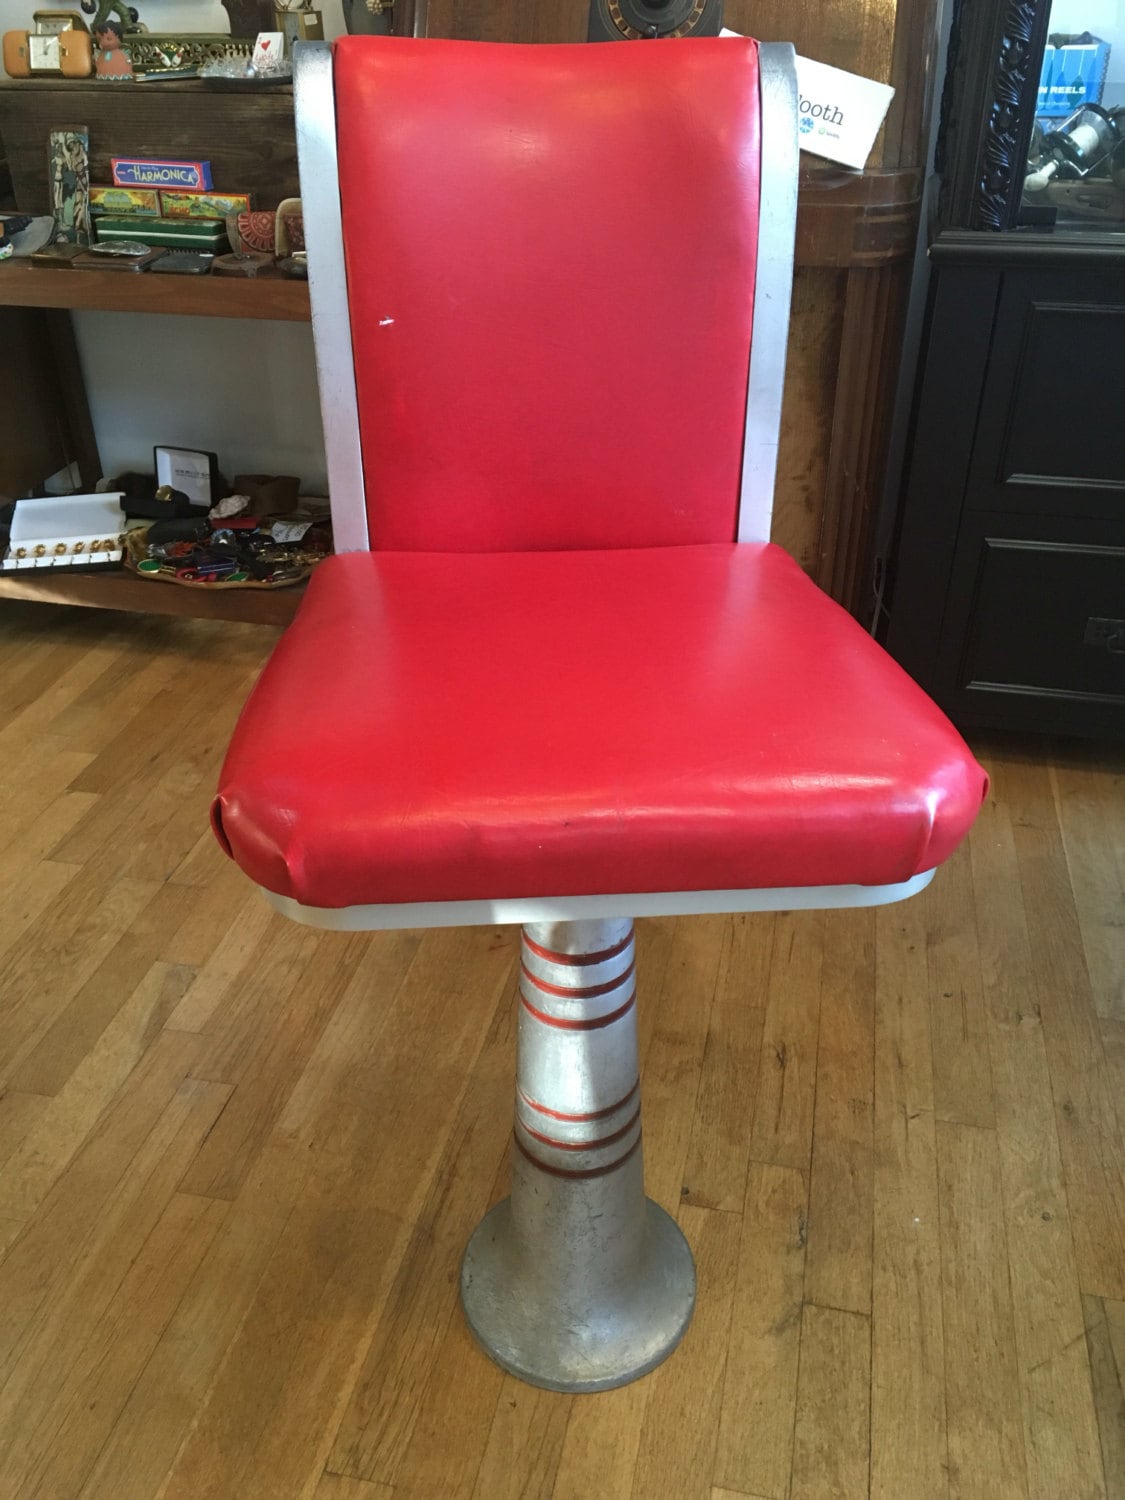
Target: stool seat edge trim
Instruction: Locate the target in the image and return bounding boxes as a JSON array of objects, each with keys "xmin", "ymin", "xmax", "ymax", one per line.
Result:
[{"xmin": 256, "ymin": 868, "xmax": 936, "ymax": 930}]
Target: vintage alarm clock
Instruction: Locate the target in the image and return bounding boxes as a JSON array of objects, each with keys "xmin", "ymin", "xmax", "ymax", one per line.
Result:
[{"xmin": 3, "ymin": 10, "xmax": 93, "ymax": 77}]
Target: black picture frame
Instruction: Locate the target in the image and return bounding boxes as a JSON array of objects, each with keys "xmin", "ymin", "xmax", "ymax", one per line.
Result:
[{"xmin": 936, "ymin": 0, "xmax": 1053, "ymax": 231}]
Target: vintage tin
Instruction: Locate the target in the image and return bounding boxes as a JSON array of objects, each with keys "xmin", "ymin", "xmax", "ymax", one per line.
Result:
[
  {"xmin": 159, "ymin": 190, "xmax": 252, "ymax": 220},
  {"xmin": 95, "ymin": 215, "xmax": 228, "ymax": 249},
  {"xmin": 89, "ymin": 185, "xmax": 162, "ymax": 218}
]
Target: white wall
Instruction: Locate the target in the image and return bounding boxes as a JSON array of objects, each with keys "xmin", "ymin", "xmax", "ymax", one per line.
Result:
[
  {"xmin": 1, "ymin": 0, "xmax": 346, "ymax": 489},
  {"xmin": 74, "ymin": 311, "xmax": 328, "ymax": 490}
]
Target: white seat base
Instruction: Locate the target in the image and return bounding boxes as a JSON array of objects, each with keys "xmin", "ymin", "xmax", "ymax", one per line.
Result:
[{"xmin": 259, "ymin": 869, "xmax": 936, "ymax": 932}]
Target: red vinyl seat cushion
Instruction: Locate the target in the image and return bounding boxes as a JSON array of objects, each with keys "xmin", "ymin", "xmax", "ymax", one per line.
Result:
[{"xmin": 212, "ymin": 544, "xmax": 988, "ymax": 909}]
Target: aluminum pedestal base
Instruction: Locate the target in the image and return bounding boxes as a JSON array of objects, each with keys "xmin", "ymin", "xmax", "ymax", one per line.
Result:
[
  {"xmin": 462, "ymin": 1187, "xmax": 695, "ymax": 1393},
  {"xmin": 460, "ymin": 918, "xmax": 696, "ymax": 1393}
]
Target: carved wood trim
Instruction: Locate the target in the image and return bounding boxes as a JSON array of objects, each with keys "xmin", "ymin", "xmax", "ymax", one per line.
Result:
[
  {"xmin": 937, "ymin": 0, "xmax": 1052, "ymax": 230},
  {"xmin": 975, "ymin": 1, "xmax": 1043, "ymax": 229}
]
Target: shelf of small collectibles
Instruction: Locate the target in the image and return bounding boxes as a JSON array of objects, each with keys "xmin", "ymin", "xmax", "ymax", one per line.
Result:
[
  {"xmin": 0, "ymin": 453, "xmax": 332, "ymax": 607},
  {"xmin": 0, "ymin": 0, "xmax": 312, "ymax": 282}
]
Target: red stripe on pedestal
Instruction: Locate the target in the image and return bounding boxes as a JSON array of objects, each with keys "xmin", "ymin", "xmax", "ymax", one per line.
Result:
[
  {"xmin": 514, "ymin": 1132, "xmax": 642, "ymax": 1181},
  {"xmin": 520, "ymin": 959, "xmax": 636, "ymax": 1000},
  {"xmin": 518, "ymin": 1079, "xmax": 640, "ymax": 1122},
  {"xmin": 519, "ymin": 991, "xmax": 636, "ymax": 1031},
  {"xmin": 519, "ymin": 1106, "xmax": 641, "ymax": 1154},
  {"xmin": 522, "ymin": 932, "xmax": 634, "ymax": 968}
]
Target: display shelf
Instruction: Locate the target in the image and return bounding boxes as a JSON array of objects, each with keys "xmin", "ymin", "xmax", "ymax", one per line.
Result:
[
  {"xmin": 0, "ymin": 162, "xmax": 924, "ymax": 308},
  {"xmin": 0, "ymin": 261, "xmax": 310, "ymax": 320},
  {"xmin": 0, "ymin": 567, "xmax": 303, "ymax": 624}
]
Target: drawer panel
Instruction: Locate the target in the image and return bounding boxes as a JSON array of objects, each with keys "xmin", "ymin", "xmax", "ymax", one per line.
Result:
[
  {"xmin": 936, "ymin": 516, "xmax": 1125, "ymax": 736},
  {"xmin": 965, "ymin": 270, "xmax": 1125, "ymax": 522}
]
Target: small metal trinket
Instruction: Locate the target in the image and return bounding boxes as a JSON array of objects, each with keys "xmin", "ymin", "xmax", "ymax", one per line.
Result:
[{"xmin": 90, "ymin": 238, "xmax": 150, "ymax": 254}]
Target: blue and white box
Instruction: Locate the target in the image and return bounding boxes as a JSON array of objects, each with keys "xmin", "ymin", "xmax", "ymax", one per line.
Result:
[
  {"xmin": 1038, "ymin": 44, "xmax": 1055, "ymax": 113},
  {"xmin": 111, "ymin": 158, "xmax": 214, "ymax": 191},
  {"xmin": 1039, "ymin": 35, "xmax": 1111, "ymax": 117}
]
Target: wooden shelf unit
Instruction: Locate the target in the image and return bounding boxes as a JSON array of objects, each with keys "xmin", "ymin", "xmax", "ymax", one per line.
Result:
[
  {"xmin": 0, "ymin": 260, "xmax": 310, "ymax": 319},
  {"xmin": 0, "ymin": 566, "xmax": 302, "ymax": 624},
  {"xmin": 0, "ymin": 76, "xmax": 313, "ymax": 623}
]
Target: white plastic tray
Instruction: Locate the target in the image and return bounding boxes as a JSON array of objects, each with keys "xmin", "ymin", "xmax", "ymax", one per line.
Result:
[{"xmin": 4, "ymin": 493, "xmax": 127, "ymax": 570}]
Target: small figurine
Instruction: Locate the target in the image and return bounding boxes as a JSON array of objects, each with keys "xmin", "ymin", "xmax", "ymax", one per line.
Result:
[{"xmin": 93, "ymin": 17, "xmax": 133, "ymax": 78}]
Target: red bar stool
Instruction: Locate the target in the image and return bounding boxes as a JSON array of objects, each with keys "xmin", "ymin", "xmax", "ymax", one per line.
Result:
[{"xmin": 211, "ymin": 35, "xmax": 987, "ymax": 1392}]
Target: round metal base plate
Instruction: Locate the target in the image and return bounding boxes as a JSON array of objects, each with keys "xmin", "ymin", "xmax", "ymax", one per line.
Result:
[{"xmin": 460, "ymin": 1198, "xmax": 696, "ymax": 1393}]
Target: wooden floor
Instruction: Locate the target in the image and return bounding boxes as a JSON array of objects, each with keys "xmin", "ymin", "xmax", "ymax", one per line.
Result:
[{"xmin": 0, "ymin": 601, "xmax": 1122, "ymax": 1500}]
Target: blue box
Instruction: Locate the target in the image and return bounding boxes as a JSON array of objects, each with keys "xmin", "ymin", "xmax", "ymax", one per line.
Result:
[
  {"xmin": 1039, "ymin": 35, "xmax": 1111, "ymax": 117},
  {"xmin": 1037, "ymin": 45, "xmax": 1054, "ymax": 114}
]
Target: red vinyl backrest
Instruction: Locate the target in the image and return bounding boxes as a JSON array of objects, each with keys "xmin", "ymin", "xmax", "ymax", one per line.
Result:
[{"xmin": 333, "ymin": 37, "xmax": 761, "ymax": 552}]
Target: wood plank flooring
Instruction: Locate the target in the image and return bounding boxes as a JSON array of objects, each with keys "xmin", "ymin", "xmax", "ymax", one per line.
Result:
[{"xmin": 0, "ymin": 600, "xmax": 1122, "ymax": 1500}]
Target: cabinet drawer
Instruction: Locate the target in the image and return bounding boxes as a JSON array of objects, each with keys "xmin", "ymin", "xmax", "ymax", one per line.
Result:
[
  {"xmin": 966, "ymin": 271, "xmax": 1125, "ymax": 523},
  {"xmin": 937, "ymin": 516, "xmax": 1125, "ymax": 737}
]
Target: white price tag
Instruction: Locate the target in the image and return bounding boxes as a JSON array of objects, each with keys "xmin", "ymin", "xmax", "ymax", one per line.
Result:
[{"xmin": 721, "ymin": 30, "xmax": 896, "ymax": 171}]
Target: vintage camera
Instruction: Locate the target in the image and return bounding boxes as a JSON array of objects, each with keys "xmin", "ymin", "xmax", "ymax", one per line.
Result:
[
  {"xmin": 587, "ymin": 0, "xmax": 723, "ymax": 41},
  {"xmin": 3, "ymin": 10, "xmax": 93, "ymax": 77}
]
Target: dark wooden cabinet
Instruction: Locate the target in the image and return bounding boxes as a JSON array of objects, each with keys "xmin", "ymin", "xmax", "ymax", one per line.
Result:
[{"xmin": 888, "ymin": 234, "xmax": 1125, "ymax": 740}]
